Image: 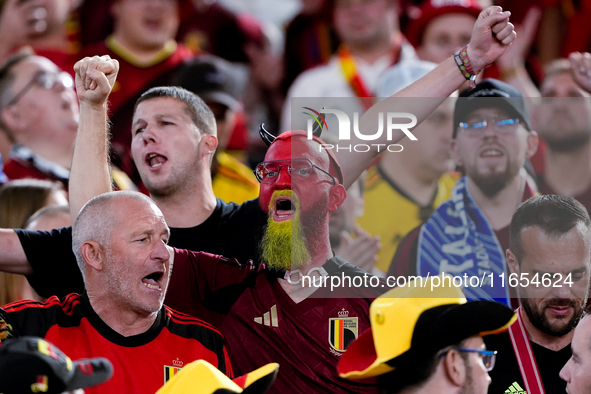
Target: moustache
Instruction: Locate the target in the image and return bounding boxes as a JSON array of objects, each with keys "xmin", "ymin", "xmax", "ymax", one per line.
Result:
[{"xmin": 543, "ymin": 299, "xmax": 578, "ymax": 309}]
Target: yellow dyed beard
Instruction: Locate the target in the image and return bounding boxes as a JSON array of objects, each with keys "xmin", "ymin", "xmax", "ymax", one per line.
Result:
[{"xmin": 261, "ymin": 190, "xmax": 310, "ymax": 271}]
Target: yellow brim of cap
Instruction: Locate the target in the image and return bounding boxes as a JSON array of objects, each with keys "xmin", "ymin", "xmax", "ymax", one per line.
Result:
[
  {"xmin": 156, "ymin": 360, "xmax": 243, "ymax": 394},
  {"xmin": 479, "ymin": 312, "xmax": 517, "ymax": 336}
]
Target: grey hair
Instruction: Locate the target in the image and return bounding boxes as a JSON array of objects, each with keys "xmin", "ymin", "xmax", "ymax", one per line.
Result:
[{"xmin": 72, "ymin": 191, "xmax": 156, "ymax": 281}]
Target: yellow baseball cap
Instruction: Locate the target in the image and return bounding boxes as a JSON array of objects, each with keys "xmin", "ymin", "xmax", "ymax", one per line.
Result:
[{"xmin": 338, "ymin": 275, "xmax": 516, "ymax": 379}]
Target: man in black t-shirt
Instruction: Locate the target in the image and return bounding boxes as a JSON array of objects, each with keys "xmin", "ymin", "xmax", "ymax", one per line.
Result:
[{"xmin": 485, "ymin": 195, "xmax": 591, "ymax": 394}]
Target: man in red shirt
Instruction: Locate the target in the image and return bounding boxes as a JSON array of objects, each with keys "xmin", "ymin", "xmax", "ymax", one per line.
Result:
[{"xmin": 0, "ymin": 191, "xmax": 231, "ymax": 394}]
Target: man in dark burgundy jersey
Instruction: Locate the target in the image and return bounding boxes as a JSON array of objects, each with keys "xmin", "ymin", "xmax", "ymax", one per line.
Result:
[
  {"xmin": 0, "ymin": 191, "xmax": 231, "ymax": 394},
  {"xmin": 0, "ymin": 7, "xmax": 518, "ymax": 393}
]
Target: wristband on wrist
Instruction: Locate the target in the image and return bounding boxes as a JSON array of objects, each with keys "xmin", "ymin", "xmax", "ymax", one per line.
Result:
[{"xmin": 454, "ymin": 45, "xmax": 478, "ymax": 88}]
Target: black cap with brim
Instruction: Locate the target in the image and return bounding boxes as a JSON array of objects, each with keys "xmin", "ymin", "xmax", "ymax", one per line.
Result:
[
  {"xmin": 0, "ymin": 336, "xmax": 113, "ymax": 394},
  {"xmin": 453, "ymin": 78, "xmax": 531, "ymax": 138},
  {"xmin": 338, "ymin": 276, "xmax": 517, "ymax": 379},
  {"xmin": 387, "ymin": 300, "xmax": 515, "ymax": 368}
]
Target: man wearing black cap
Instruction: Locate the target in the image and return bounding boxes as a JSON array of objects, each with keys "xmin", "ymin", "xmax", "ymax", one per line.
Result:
[
  {"xmin": 390, "ymin": 79, "xmax": 538, "ymax": 307},
  {"xmin": 485, "ymin": 195, "xmax": 591, "ymax": 394},
  {"xmin": 337, "ymin": 275, "xmax": 517, "ymax": 394}
]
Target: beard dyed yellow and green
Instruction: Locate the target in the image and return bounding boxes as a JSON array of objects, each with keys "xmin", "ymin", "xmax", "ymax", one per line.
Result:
[{"xmin": 261, "ymin": 190, "xmax": 310, "ymax": 271}]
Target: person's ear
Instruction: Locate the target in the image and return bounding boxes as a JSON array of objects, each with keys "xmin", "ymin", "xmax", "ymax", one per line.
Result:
[
  {"xmin": 110, "ymin": 0, "xmax": 122, "ymax": 18},
  {"xmin": 202, "ymin": 134, "xmax": 218, "ymax": 156},
  {"xmin": 524, "ymin": 130, "xmax": 539, "ymax": 159},
  {"xmin": 328, "ymin": 184, "xmax": 347, "ymax": 213},
  {"xmin": 506, "ymin": 249, "xmax": 520, "ymax": 275},
  {"xmin": 80, "ymin": 240, "xmax": 105, "ymax": 272},
  {"xmin": 450, "ymin": 138, "xmax": 463, "ymax": 167},
  {"xmin": 443, "ymin": 349, "xmax": 467, "ymax": 387},
  {"xmin": 1, "ymin": 106, "xmax": 22, "ymax": 135}
]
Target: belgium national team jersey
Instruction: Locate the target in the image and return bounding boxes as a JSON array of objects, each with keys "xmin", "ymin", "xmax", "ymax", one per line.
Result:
[
  {"xmin": 166, "ymin": 251, "xmax": 383, "ymax": 393},
  {"xmin": 0, "ymin": 293, "xmax": 231, "ymax": 394},
  {"xmin": 357, "ymin": 165, "xmax": 458, "ymax": 273}
]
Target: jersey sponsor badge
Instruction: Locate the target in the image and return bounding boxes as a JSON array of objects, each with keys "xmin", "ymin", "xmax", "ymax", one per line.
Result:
[
  {"xmin": 164, "ymin": 358, "xmax": 184, "ymax": 384},
  {"xmin": 328, "ymin": 309, "xmax": 358, "ymax": 352}
]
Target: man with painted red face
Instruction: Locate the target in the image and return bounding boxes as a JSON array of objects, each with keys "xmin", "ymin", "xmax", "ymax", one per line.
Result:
[{"xmin": 0, "ymin": 6, "xmax": 516, "ymax": 393}]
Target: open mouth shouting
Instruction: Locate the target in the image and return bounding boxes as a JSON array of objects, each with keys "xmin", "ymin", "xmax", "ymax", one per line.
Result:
[
  {"xmin": 145, "ymin": 152, "xmax": 167, "ymax": 170},
  {"xmin": 142, "ymin": 269, "xmax": 165, "ymax": 292},
  {"xmin": 480, "ymin": 148, "xmax": 503, "ymax": 158},
  {"xmin": 270, "ymin": 190, "xmax": 299, "ymax": 222}
]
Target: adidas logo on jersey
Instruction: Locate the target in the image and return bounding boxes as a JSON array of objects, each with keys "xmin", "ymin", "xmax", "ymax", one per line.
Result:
[
  {"xmin": 254, "ymin": 304, "xmax": 278, "ymax": 327},
  {"xmin": 505, "ymin": 381, "xmax": 527, "ymax": 393}
]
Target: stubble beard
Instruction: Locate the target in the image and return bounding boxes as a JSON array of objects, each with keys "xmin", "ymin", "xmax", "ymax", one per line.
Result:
[
  {"xmin": 458, "ymin": 356, "xmax": 476, "ymax": 394},
  {"xmin": 543, "ymin": 132, "xmax": 591, "ymax": 153},
  {"xmin": 468, "ymin": 157, "xmax": 520, "ymax": 198},
  {"xmin": 521, "ymin": 297, "xmax": 584, "ymax": 337}
]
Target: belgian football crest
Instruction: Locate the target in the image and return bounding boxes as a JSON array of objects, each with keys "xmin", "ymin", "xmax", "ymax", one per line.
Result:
[
  {"xmin": 164, "ymin": 358, "xmax": 184, "ymax": 384},
  {"xmin": 328, "ymin": 309, "xmax": 358, "ymax": 352}
]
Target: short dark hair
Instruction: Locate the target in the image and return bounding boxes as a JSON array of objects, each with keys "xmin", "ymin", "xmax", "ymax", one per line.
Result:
[
  {"xmin": 134, "ymin": 86, "xmax": 216, "ymax": 136},
  {"xmin": 376, "ymin": 339, "xmax": 467, "ymax": 394},
  {"xmin": 509, "ymin": 195, "xmax": 591, "ymax": 263}
]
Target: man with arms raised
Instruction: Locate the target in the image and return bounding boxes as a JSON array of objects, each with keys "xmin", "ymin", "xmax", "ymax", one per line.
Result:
[
  {"xmin": 0, "ymin": 191, "xmax": 230, "ymax": 393},
  {"xmin": 485, "ymin": 195, "xmax": 591, "ymax": 393}
]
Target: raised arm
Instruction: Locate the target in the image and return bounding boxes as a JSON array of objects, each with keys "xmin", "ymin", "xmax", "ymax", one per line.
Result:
[
  {"xmin": 570, "ymin": 52, "xmax": 591, "ymax": 94},
  {"xmin": 338, "ymin": 6, "xmax": 516, "ymax": 189},
  {"xmin": 70, "ymin": 56, "xmax": 119, "ymax": 220}
]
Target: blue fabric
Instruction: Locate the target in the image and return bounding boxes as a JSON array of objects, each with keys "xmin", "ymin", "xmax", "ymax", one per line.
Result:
[
  {"xmin": 417, "ymin": 177, "xmax": 510, "ymax": 305},
  {"xmin": 0, "ymin": 154, "xmax": 7, "ymax": 184}
]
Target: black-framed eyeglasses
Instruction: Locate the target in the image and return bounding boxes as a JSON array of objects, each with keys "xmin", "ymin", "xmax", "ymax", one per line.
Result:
[
  {"xmin": 254, "ymin": 158, "xmax": 336, "ymax": 185},
  {"xmin": 458, "ymin": 117, "xmax": 520, "ymax": 135},
  {"xmin": 5, "ymin": 71, "xmax": 73, "ymax": 107}
]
